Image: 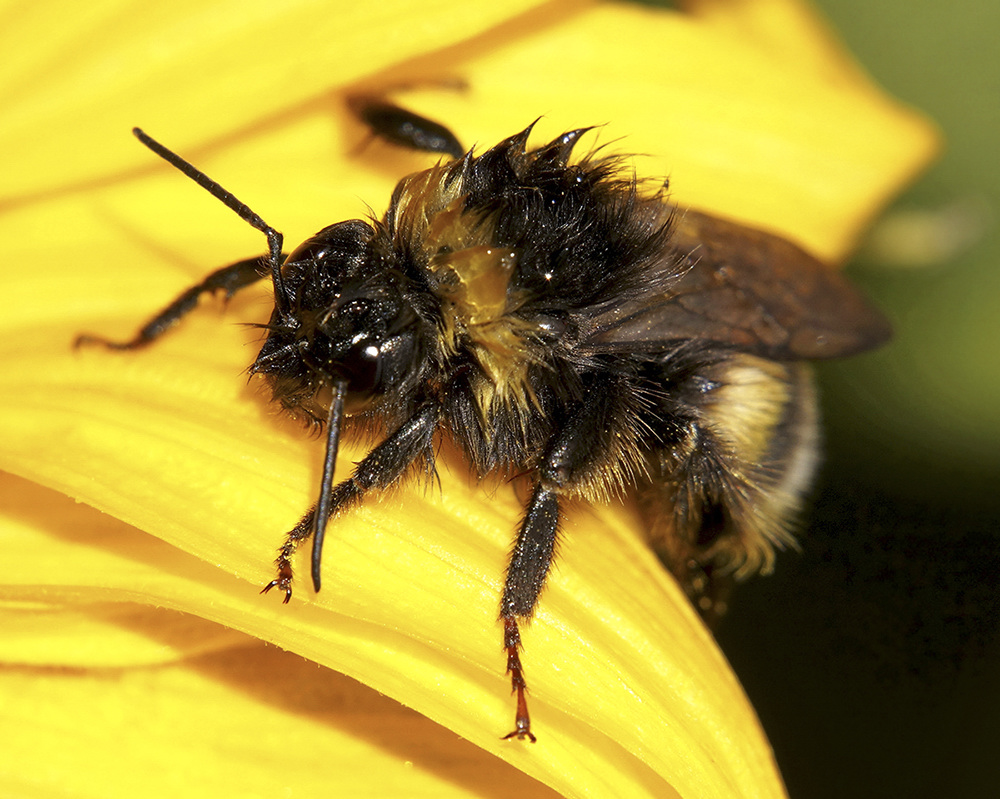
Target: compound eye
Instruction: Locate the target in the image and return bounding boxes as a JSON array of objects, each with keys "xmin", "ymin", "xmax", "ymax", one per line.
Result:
[
  {"xmin": 339, "ymin": 337, "xmax": 382, "ymax": 404},
  {"xmin": 285, "ymin": 221, "xmax": 374, "ymax": 268},
  {"xmin": 285, "ymin": 236, "xmax": 333, "ymax": 267}
]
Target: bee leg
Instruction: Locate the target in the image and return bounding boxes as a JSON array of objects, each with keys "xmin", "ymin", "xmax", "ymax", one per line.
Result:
[
  {"xmin": 260, "ymin": 506, "xmax": 316, "ymax": 603},
  {"xmin": 500, "ymin": 484, "xmax": 559, "ymax": 743},
  {"xmin": 261, "ymin": 403, "xmax": 440, "ymax": 602},
  {"xmin": 347, "ymin": 95, "xmax": 465, "ymax": 159},
  {"xmin": 500, "ymin": 378, "xmax": 630, "ymax": 741},
  {"xmin": 74, "ymin": 256, "xmax": 271, "ymax": 350}
]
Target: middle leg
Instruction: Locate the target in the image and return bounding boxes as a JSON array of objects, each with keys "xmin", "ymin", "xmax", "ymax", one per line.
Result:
[{"xmin": 500, "ymin": 373, "xmax": 645, "ymax": 741}]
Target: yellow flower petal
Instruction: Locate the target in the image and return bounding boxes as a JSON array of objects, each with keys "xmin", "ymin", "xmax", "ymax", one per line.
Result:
[
  {"xmin": 682, "ymin": 0, "xmax": 869, "ymax": 81},
  {"xmin": 5, "ymin": 646, "xmax": 554, "ymax": 798},
  {"xmin": 1, "ymin": 0, "xmax": 939, "ymax": 796},
  {"xmin": 0, "ymin": 0, "xmax": 546, "ymax": 200},
  {"xmin": 1, "ymin": 503, "xmax": 553, "ymax": 798}
]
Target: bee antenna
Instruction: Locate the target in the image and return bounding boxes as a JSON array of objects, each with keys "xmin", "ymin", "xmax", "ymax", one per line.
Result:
[{"xmin": 131, "ymin": 127, "xmax": 292, "ymax": 315}]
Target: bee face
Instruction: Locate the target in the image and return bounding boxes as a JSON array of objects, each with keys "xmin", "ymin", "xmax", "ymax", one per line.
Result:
[
  {"xmin": 250, "ymin": 219, "xmax": 433, "ymax": 419},
  {"xmin": 76, "ymin": 109, "xmax": 890, "ymax": 743}
]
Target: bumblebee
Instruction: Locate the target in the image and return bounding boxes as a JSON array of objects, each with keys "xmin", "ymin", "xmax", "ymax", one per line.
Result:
[{"xmin": 77, "ymin": 106, "xmax": 890, "ymax": 741}]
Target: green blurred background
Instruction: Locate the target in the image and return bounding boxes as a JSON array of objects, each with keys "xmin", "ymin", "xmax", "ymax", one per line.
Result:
[{"xmin": 709, "ymin": 2, "xmax": 1000, "ymax": 798}]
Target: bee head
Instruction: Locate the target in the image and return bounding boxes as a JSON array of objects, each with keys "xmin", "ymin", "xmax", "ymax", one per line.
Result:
[{"xmin": 250, "ymin": 219, "xmax": 428, "ymax": 421}]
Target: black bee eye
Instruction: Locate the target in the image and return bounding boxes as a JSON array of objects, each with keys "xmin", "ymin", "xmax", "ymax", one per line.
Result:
[
  {"xmin": 285, "ymin": 220, "xmax": 375, "ymax": 268},
  {"xmin": 286, "ymin": 236, "xmax": 333, "ymax": 266},
  {"xmin": 339, "ymin": 336, "xmax": 382, "ymax": 400}
]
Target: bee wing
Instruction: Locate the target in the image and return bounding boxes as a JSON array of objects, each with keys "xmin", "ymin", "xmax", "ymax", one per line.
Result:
[{"xmin": 579, "ymin": 210, "xmax": 892, "ymax": 360}]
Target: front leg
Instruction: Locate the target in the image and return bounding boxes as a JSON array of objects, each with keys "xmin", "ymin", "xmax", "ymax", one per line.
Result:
[
  {"xmin": 262, "ymin": 403, "xmax": 440, "ymax": 601},
  {"xmin": 500, "ymin": 375, "xmax": 640, "ymax": 741},
  {"xmin": 74, "ymin": 256, "xmax": 270, "ymax": 350}
]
